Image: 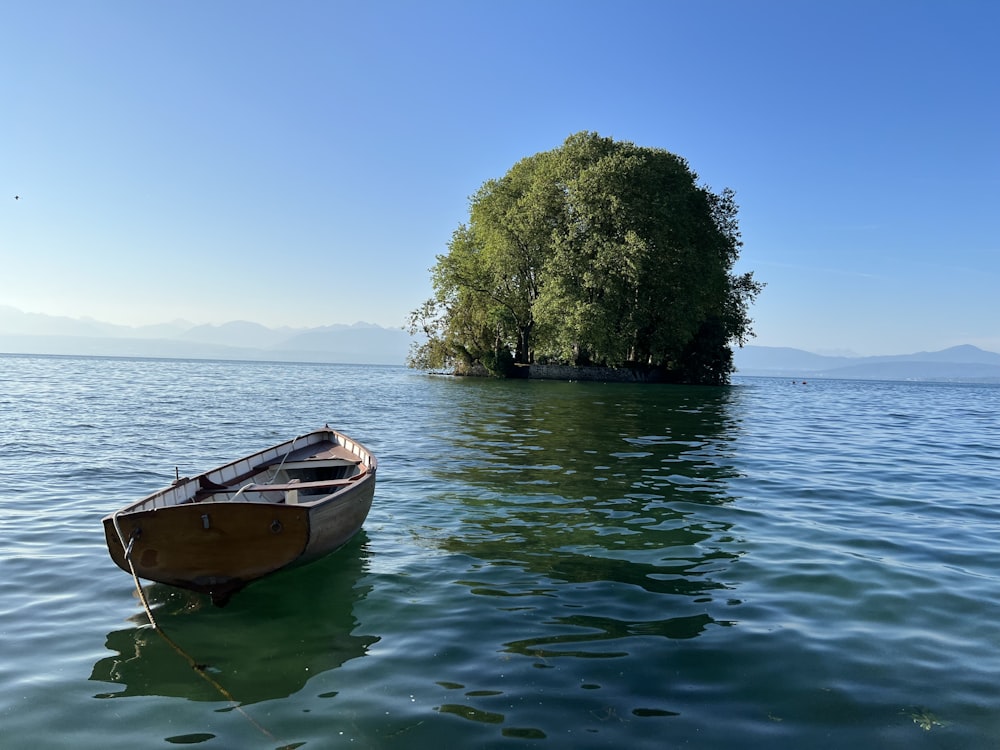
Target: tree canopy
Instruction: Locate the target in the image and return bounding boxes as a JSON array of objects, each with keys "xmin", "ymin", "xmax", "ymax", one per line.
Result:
[{"xmin": 408, "ymin": 132, "xmax": 763, "ymax": 385}]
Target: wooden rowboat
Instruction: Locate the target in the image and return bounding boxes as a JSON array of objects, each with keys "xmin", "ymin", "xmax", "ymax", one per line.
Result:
[{"xmin": 103, "ymin": 427, "xmax": 376, "ymax": 605}]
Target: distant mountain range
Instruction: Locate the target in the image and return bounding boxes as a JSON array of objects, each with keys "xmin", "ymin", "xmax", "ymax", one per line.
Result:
[
  {"xmin": 0, "ymin": 305, "xmax": 412, "ymax": 365},
  {"xmin": 3, "ymin": 306, "xmax": 998, "ymax": 380},
  {"xmin": 734, "ymin": 344, "xmax": 1000, "ymax": 383}
]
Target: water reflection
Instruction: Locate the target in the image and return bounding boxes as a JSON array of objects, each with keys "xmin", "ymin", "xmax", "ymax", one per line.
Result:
[
  {"xmin": 436, "ymin": 379, "xmax": 741, "ymax": 504},
  {"xmin": 431, "ymin": 379, "xmax": 743, "ymax": 654},
  {"xmin": 90, "ymin": 536, "xmax": 377, "ymax": 705},
  {"xmin": 503, "ymin": 612, "xmax": 720, "ymax": 658}
]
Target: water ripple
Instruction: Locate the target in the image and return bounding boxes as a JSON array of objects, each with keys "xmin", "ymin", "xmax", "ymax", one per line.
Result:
[{"xmin": 3, "ymin": 357, "xmax": 1000, "ymax": 748}]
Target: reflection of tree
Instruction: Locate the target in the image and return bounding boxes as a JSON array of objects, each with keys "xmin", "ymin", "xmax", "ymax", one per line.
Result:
[
  {"xmin": 90, "ymin": 535, "xmax": 377, "ymax": 705},
  {"xmin": 433, "ymin": 379, "xmax": 742, "ymax": 646},
  {"xmin": 438, "ymin": 378, "xmax": 740, "ymax": 501},
  {"xmin": 504, "ymin": 613, "xmax": 718, "ymax": 658}
]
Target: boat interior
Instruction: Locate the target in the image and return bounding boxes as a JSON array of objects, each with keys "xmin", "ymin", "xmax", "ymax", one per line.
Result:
[{"xmin": 191, "ymin": 440, "xmax": 370, "ymax": 505}]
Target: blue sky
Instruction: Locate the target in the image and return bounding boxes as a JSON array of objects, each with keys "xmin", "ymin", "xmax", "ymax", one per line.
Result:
[{"xmin": 2, "ymin": 1, "xmax": 997, "ymax": 355}]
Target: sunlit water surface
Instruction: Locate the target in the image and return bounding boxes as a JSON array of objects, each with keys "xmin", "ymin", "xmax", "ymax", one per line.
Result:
[{"xmin": 2, "ymin": 354, "xmax": 999, "ymax": 748}]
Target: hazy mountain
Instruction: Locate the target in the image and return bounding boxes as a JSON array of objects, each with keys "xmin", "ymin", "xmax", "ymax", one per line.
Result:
[
  {"xmin": 0, "ymin": 306, "xmax": 411, "ymax": 365},
  {"xmin": 130, "ymin": 320, "xmax": 198, "ymax": 339},
  {"xmin": 734, "ymin": 346, "xmax": 853, "ymax": 372},
  {"xmin": 0, "ymin": 305, "xmax": 124, "ymax": 337},
  {"xmin": 907, "ymin": 344, "xmax": 1000, "ymax": 364},
  {"xmin": 734, "ymin": 344, "xmax": 1000, "ymax": 382},
  {"xmin": 179, "ymin": 320, "xmax": 294, "ymax": 348},
  {"xmin": 3, "ymin": 306, "xmax": 997, "ymax": 378},
  {"xmin": 0, "ymin": 306, "xmax": 196, "ymax": 340}
]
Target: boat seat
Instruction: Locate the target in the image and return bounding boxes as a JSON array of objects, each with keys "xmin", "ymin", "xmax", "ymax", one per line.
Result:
[
  {"xmin": 245, "ymin": 476, "xmax": 362, "ymax": 493},
  {"xmin": 245, "ymin": 471, "xmax": 367, "ymax": 503},
  {"xmin": 274, "ymin": 458, "xmax": 361, "ymax": 470}
]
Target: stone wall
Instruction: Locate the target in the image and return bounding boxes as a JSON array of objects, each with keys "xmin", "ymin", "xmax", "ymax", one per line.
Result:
[
  {"xmin": 516, "ymin": 364, "xmax": 663, "ymax": 382},
  {"xmin": 449, "ymin": 362, "xmax": 665, "ymax": 382}
]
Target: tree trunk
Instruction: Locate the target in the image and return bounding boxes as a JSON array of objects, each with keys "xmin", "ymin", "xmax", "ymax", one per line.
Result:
[{"xmin": 515, "ymin": 320, "xmax": 534, "ymax": 364}]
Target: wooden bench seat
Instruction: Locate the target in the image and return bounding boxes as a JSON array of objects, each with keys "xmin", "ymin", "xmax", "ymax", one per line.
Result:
[
  {"xmin": 252, "ymin": 474, "xmax": 366, "ymax": 504},
  {"xmin": 245, "ymin": 477, "xmax": 361, "ymax": 492},
  {"xmin": 191, "ymin": 471, "xmax": 367, "ymax": 503},
  {"xmin": 267, "ymin": 458, "xmax": 362, "ymax": 471}
]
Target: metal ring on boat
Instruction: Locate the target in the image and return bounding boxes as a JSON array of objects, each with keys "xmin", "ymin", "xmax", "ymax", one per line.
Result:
[{"xmin": 270, "ymin": 520, "xmax": 283, "ymax": 534}]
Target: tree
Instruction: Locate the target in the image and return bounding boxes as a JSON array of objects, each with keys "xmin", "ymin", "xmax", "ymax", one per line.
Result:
[{"xmin": 408, "ymin": 132, "xmax": 763, "ymax": 384}]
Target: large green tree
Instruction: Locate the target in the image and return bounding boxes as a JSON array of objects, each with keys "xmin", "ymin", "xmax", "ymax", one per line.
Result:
[{"xmin": 408, "ymin": 132, "xmax": 763, "ymax": 384}]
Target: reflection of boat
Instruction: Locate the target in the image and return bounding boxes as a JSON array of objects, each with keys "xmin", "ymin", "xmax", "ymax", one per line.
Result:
[
  {"xmin": 90, "ymin": 535, "xmax": 378, "ymax": 704},
  {"xmin": 103, "ymin": 427, "xmax": 377, "ymax": 605}
]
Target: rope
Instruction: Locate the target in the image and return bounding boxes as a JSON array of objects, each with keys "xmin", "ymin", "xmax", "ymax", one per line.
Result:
[
  {"xmin": 105, "ymin": 430, "xmax": 316, "ymax": 737},
  {"xmin": 225, "ymin": 434, "xmax": 303, "ymax": 502},
  {"xmin": 268, "ymin": 434, "xmax": 297, "ymax": 481},
  {"xmin": 113, "ymin": 518, "xmax": 277, "ymax": 742}
]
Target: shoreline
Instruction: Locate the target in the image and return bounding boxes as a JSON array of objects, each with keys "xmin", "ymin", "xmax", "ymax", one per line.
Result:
[{"xmin": 447, "ymin": 363, "xmax": 670, "ymax": 383}]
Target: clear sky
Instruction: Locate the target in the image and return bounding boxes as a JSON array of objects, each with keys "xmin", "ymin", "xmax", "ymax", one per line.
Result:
[{"xmin": 2, "ymin": 1, "xmax": 997, "ymax": 355}]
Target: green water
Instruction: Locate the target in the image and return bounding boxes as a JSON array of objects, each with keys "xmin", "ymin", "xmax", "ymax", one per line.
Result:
[{"xmin": 2, "ymin": 355, "xmax": 999, "ymax": 748}]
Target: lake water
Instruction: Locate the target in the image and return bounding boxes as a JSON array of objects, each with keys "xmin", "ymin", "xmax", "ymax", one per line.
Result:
[{"xmin": 2, "ymin": 354, "xmax": 999, "ymax": 749}]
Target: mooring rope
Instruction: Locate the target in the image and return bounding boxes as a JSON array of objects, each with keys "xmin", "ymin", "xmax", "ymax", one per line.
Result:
[{"xmin": 113, "ymin": 520, "xmax": 277, "ymax": 742}]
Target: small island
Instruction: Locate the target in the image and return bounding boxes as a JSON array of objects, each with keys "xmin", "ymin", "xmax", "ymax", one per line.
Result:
[{"xmin": 408, "ymin": 132, "xmax": 763, "ymax": 385}]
